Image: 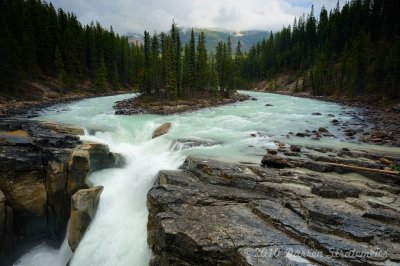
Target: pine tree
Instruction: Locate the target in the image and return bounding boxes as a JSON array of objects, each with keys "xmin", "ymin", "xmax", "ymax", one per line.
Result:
[
  {"xmin": 94, "ymin": 58, "xmax": 107, "ymax": 92},
  {"xmin": 150, "ymin": 33, "xmax": 161, "ymax": 96},
  {"xmin": 208, "ymin": 53, "xmax": 218, "ymax": 94},
  {"xmin": 165, "ymin": 36, "xmax": 177, "ymax": 98},
  {"xmin": 215, "ymin": 41, "xmax": 226, "ymax": 95},
  {"xmin": 234, "ymin": 40, "xmax": 243, "ymax": 89},
  {"xmin": 143, "ymin": 30, "xmax": 152, "ymax": 96},
  {"xmin": 188, "ymin": 28, "xmax": 196, "ymax": 94},
  {"xmin": 170, "ymin": 22, "xmax": 181, "ymax": 96},
  {"xmin": 196, "ymin": 32, "xmax": 208, "ymax": 94},
  {"xmin": 182, "ymin": 43, "xmax": 190, "ymax": 96}
]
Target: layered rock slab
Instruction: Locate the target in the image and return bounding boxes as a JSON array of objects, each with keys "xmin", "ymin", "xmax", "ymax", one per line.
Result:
[{"xmin": 148, "ymin": 157, "xmax": 400, "ymax": 265}]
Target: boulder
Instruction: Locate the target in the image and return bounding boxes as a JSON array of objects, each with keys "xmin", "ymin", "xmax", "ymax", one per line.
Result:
[
  {"xmin": 290, "ymin": 144, "xmax": 302, "ymax": 152},
  {"xmin": 261, "ymin": 154, "xmax": 288, "ymax": 168},
  {"xmin": 378, "ymin": 158, "xmax": 392, "ymax": 165},
  {"xmin": 68, "ymin": 186, "xmax": 103, "ymax": 251},
  {"xmin": 152, "ymin": 122, "xmax": 172, "ymax": 139}
]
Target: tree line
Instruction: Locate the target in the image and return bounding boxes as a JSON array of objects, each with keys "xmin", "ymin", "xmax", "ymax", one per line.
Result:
[
  {"xmin": 141, "ymin": 24, "xmax": 243, "ymax": 98},
  {"xmin": 1, "ymin": 0, "xmax": 399, "ymax": 101},
  {"xmin": 240, "ymin": 0, "xmax": 400, "ymax": 99}
]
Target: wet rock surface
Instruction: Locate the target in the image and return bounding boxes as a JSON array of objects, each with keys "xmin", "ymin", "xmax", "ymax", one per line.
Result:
[
  {"xmin": 68, "ymin": 186, "xmax": 103, "ymax": 251},
  {"xmin": 0, "ymin": 119, "xmax": 124, "ymax": 264},
  {"xmin": 148, "ymin": 147, "xmax": 400, "ymax": 265},
  {"xmin": 114, "ymin": 93, "xmax": 250, "ymax": 115},
  {"xmin": 152, "ymin": 122, "xmax": 172, "ymax": 139},
  {"xmin": 171, "ymin": 138, "xmax": 222, "ymax": 150}
]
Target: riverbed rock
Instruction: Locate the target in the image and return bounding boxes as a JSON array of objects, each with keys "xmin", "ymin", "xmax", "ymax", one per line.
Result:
[
  {"xmin": 0, "ymin": 119, "xmax": 124, "ymax": 259},
  {"xmin": 148, "ymin": 156, "xmax": 400, "ymax": 265},
  {"xmin": 289, "ymin": 144, "xmax": 302, "ymax": 152},
  {"xmin": 68, "ymin": 186, "xmax": 103, "ymax": 251},
  {"xmin": 152, "ymin": 122, "xmax": 172, "ymax": 139},
  {"xmin": 261, "ymin": 154, "xmax": 288, "ymax": 168},
  {"xmin": 318, "ymin": 127, "xmax": 328, "ymax": 133},
  {"xmin": 266, "ymin": 149, "xmax": 277, "ymax": 155},
  {"xmin": 171, "ymin": 138, "xmax": 222, "ymax": 150}
]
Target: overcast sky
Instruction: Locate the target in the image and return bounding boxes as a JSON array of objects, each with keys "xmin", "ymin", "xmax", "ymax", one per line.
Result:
[{"xmin": 49, "ymin": 0, "xmax": 338, "ymax": 34}]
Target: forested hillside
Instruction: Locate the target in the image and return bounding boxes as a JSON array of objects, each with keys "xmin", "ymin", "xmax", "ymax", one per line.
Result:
[
  {"xmin": 0, "ymin": 0, "xmax": 241, "ymax": 100},
  {"xmin": 0, "ymin": 0, "xmax": 144, "ymax": 97},
  {"xmin": 240, "ymin": 0, "xmax": 400, "ymax": 99}
]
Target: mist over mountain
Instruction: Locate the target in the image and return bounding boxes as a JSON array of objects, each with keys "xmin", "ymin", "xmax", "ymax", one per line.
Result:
[{"xmin": 128, "ymin": 28, "xmax": 269, "ymax": 51}]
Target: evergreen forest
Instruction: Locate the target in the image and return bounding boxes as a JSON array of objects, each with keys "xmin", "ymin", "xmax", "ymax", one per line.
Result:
[{"xmin": 0, "ymin": 0, "xmax": 399, "ymax": 100}]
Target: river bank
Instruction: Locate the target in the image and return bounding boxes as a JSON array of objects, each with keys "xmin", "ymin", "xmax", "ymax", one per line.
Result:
[
  {"xmin": 251, "ymin": 87, "xmax": 400, "ymax": 147},
  {"xmin": 0, "ymin": 90, "xmax": 131, "ymax": 119}
]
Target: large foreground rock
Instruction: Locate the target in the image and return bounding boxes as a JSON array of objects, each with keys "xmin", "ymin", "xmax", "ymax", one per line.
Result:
[
  {"xmin": 0, "ymin": 119, "xmax": 124, "ymax": 264},
  {"xmin": 68, "ymin": 186, "xmax": 103, "ymax": 251},
  {"xmin": 147, "ymin": 156, "xmax": 400, "ymax": 265}
]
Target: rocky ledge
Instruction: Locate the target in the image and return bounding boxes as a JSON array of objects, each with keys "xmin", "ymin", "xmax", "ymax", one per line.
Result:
[
  {"xmin": 0, "ymin": 119, "xmax": 124, "ymax": 265},
  {"xmin": 148, "ymin": 147, "xmax": 400, "ymax": 265},
  {"xmin": 113, "ymin": 93, "xmax": 250, "ymax": 115}
]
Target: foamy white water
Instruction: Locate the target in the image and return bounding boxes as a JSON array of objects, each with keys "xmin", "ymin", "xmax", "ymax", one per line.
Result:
[{"xmin": 14, "ymin": 91, "xmax": 400, "ymax": 266}]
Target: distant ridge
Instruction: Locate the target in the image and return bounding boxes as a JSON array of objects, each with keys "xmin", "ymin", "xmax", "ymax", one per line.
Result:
[{"xmin": 127, "ymin": 28, "xmax": 269, "ymax": 51}]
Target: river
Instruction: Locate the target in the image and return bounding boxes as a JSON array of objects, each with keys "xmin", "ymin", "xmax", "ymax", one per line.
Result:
[{"xmin": 13, "ymin": 91, "xmax": 396, "ymax": 266}]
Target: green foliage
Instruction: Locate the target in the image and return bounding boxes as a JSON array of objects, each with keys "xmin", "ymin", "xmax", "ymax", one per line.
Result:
[
  {"xmin": 390, "ymin": 164, "xmax": 400, "ymax": 171},
  {"xmin": 94, "ymin": 58, "xmax": 107, "ymax": 92},
  {"xmin": 241, "ymin": 0, "xmax": 400, "ymax": 99}
]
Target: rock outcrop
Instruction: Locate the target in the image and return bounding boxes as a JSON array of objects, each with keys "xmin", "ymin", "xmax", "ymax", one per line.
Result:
[
  {"xmin": 68, "ymin": 186, "xmax": 103, "ymax": 251},
  {"xmin": 0, "ymin": 190, "xmax": 13, "ymax": 265},
  {"xmin": 148, "ymin": 154, "xmax": 400, "ymax": 265},
  {"xmin": 152, "ymin": 122, "xmax": 172, "ymax": 139},
  {"xmin": 0, "ymin": 119, "xmax": 124, "ymax": 264}
]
